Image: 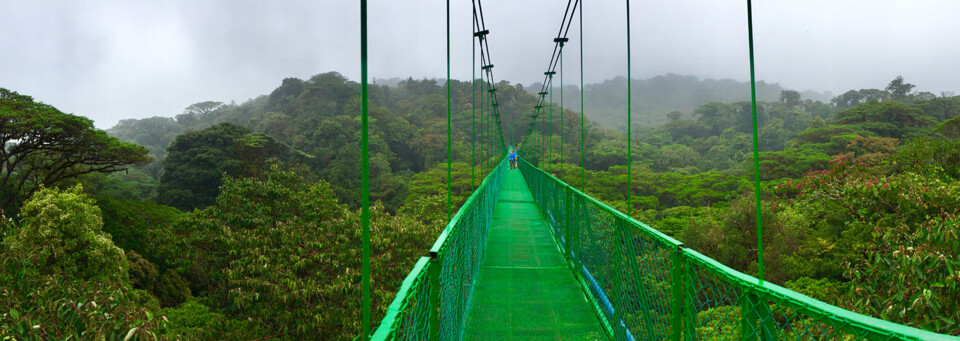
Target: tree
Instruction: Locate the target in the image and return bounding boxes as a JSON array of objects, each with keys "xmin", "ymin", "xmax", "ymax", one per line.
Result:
[
  {"xmin": 0, "ymin": 257, "xmax": 168, "ymax": 339},
  {"xmin": 663, "ymin": 119, "xmax": 711, "ymax": 145},
  {"xmin": 773, "ymin": 158, "xmax": 960, "ymax": 334},
  {"xmin": 936, "ymin": 116, "xmax": 960, "ymax": 138},
  {"xmin": 832, "ymin": 89, "xmax": 888, "ymax": 109},
  {"xmin": 96, "ymin": 195, "xmax": 182, "ymax": 265},
  {"xmin": 107, "ymin": 116, "xmax": 183, "ymax": 157},
  {"xmin": 0, "ymin": 89, "xmax": 151, "ymax": 212},
  {"xmin": 157, "ymin": 122, "xmax": 294, "ymax": 211},
  {"xmin": 890, "ymin": 137, "xmax": 960, "ymax": 180},
  {"xmin": 0, "ymin": 190, "xmax": 166, "ymax": 339},
  {"xmin": 667, "ymin": 111, "xmax": 682, "ymax": 122},
  {"xmin": 885, "ymin": 75, "xmax": 915, "ymax": 101},
  {"xmin": 755, "ymin": 147, "xmax": 832, "ymax": 180},
  {"xmin": 679, "ymin": 195, "xmax": 801, "ymax": 284},
  {"xmin": 400, "ymin": 162, "xmax": 474, "ymax": 224},
  {"xmin": 653, "ymin": 144, "xmax": 701, "ymax": 173},
  {"xmin": 836, "ymin": 135, "xmax": 897, "ymax": 165},
  {"xmin": 834, "ymin": 100, "xmax": 934, "ymax": 138},
  {"xmin": 779, "ymin": 90, "xmax": 802, "ymax": 109},
  {"xmin": 107, "ymin": 116, "xmax": 184, "ymax": 179},
  {"xmin": 153, "ymin": 167, "xmax": 444, "ymax": 339},
  {"xmin": 3, "ymin": 185, "xmax": 128, "ymax": 283},
  {"xmin": 182, "ymin": 101, "xmax": 224, "ymax": 116},
  {"xmin": 695, "ymin": 102, "xmax": 736, "ymax": 134}
]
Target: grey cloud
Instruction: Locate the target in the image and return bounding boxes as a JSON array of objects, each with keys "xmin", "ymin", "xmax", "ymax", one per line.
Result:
[{"xmin": 1, "ymin": 0, "xmax": 958, "ymax": 128}]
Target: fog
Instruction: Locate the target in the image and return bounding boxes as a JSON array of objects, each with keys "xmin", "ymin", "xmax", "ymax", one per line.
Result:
[{"xmin": 2, "ymin": 0, "xmax": 958, "ymax": 128}]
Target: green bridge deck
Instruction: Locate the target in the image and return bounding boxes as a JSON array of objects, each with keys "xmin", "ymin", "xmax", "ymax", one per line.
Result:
[{"xmin": 463, "ymin": 168, "xmax": 607, "ymax": 340}]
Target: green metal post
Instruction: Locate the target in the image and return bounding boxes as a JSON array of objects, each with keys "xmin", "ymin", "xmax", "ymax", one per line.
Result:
[
  {"xmin": 740, "ymin": 291, "xmax": 773, "ymax": 341},
  {"xmin": 563, "ymin": 187, "xmax": 573, "ymax": 262},
  {"xmin": 360, "ymin": 0, "xmax": 370, "ymax": 339},
  {"xmin": 746, "ymin": 0, "xmax": 765, "ymax": 283},
  {"xmin": 682, "ymin": 256, "xmax": 696, "ymax": 339},
  {"xmin": 613, "ymin": 225, "xmax": 625, "ymax": 341},
  {"xmin": 671, "ymin": 247, "xmax": 683, "ymax": 341},
  {"xmin": 429, "ymin": 253, "xmax": 441, "ymax": 341}
]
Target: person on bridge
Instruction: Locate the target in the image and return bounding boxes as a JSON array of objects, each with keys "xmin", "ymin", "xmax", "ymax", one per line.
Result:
[{"xmin": 508, "ymin": 149, "xmax": 518, "ymax": 169}]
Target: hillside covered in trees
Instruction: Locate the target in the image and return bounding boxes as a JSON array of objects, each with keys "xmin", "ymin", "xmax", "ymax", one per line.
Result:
[
  {"xmin": 1, "ymin": 72, "xmax": 959, "ymax": 339},
  {"xmin": 525, "ymin": 73, "xmax": 832, "ymax": 129}
]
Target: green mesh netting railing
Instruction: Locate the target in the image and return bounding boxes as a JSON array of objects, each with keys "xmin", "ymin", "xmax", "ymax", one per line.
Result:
[
  {"xmin": 371, "ymin": 159, "xmax": 507, "ymax": 341},
  {"xmin": 371, "ymin": 157, "xmax": 957, "ymax": 340},
  {"xmin": 518, "ymin": 158, "xmax": 956, "ymax": 341}
]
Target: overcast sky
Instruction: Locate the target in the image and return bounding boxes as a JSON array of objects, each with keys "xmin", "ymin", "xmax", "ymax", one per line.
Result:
[{"xmin": 3, "ymin": 0, "xmax": 959, "ymax": 129}]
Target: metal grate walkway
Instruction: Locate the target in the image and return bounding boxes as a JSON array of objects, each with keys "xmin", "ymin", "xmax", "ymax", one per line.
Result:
[{"xmin": 463, "ymin": 168, "xmax": 607, "ymax": 340}]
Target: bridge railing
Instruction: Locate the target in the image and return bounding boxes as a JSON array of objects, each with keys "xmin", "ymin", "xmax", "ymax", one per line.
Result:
[
  {"xmin": 371, "ymin": 159, "xmax": 507, "ymax": 341},
  {"xmin": 519, "ymin": 158, "xmax": 956, "ymax": 341}
]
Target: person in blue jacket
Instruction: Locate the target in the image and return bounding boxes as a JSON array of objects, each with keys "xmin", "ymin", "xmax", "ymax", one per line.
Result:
[{"xmin": 508, "ymin": 149, "xmax": 518, "ymax": 169}]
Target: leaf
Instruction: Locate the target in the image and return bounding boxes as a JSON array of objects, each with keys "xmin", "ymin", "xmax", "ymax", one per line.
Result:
[
  {"xmin": 9, "ymin": 309, "xmax": 19, "ymax": 320},
  {"xmin": 123, "ymin": 327, "xmax": 138, "ymax": 341}
]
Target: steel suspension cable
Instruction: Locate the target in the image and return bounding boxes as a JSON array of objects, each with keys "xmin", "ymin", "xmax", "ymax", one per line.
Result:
[
  {"xmin": 516, "ymin": 0, "xmax": 579, "ymax": 158},
  {"xmin": 580, "ymin": 0, "xmax": 585, "ymax": 190},
  {"xmin": 481, "ymin": 63, "xmax": 486, "ymax": 174},
  {"xmin": 549, "ymin": 74, "xmax": 554, "ymax": 174},
  {"xmin": 473, "ymin": 5, "xmax": 488, "ymax": 173},
  {"xmin": 559, "ymin": 39, "xmax": 567, "ymax": 181},
  {"xmin": 446, "ymin": 0, "xmax": 451, "ymax": 220},
  {"xmin": 746, "ymin": 0, "xmax": 765, "ymax": 283},
  {"xmin": 475, "ymin": 0, "xmax": 508, "ymax": 155},
  {"xmin": 616, "ymin": 4, "xmax": 631, "ymax": 337},
  {"xmin": 471, "ymin": 0, "xmax": 476, "ymax": 189},
  {"xmin": 359, "ymin": 0, "xmax": 370, "ymax": 337},
  {"xmin": 625, "ymin": 0, "xmax": 632, "ymax": 217}
]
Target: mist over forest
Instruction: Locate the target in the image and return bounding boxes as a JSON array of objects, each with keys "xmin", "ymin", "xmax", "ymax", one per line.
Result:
[{"xmin": 2, "ymin": 69, "xmax": 959, "ymax": 339}]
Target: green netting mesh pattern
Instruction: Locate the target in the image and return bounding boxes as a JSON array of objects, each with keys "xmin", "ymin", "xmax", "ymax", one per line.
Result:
[
  {"xmin": 520, "ymin": 159, "xmax": 678, "ymax": 340},
  {"xmin": 374, "ymin": 257, "xmax": 432, "ymax": 341},
  {"xmin": 517, "ymin": 159, "xmax": 956, "ymax": 341},
  {"xmin": 618, "ymin": 218, "xmax": 676, "ymax": 340},
  {"xmin": 436, "ymin": 159, "xmax": 504, "ymax": 341},
  {"xmin": 372, "ymin": 159, "xmax": 506, "ymax": 341},
  {"xmin": 376, "ymin": 158, "xmax": 957, "ymax": 340},
  {"xmin": 681, "ymin": 250, "xmax": 957, "ymax": 341}
]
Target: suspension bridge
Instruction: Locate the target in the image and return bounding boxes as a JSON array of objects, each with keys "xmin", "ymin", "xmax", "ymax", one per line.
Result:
[{"xmin": 357, "ymin": 0, "xmax": 960, "ymax": 340}]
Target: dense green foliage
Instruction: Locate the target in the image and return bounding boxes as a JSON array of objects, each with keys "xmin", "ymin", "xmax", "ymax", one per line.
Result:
[
  {"xmin": 157, "ymin": 122, "xmax": 301, "ymax": 211},
  {"xmin": 521, "ymin": 76, "xmax": 960, "ymax": 335},
  {"xmin": 0, "ymin": 88, "xmax": 151, "ymax": 213},
  {"xmin": 524, "ymin": 73, "xmax": 818, "ymax": 128},
  {"xmin": 5, "ymin": 185, "xmax": 128, "ymax": 283},
  {"xmin": 146, "ymin": 167, "xmax": 444, "ymax": 339},
  {"xmin": 1, "ymin": 186, "xmax": 167, "ymax": 340},
  {"xmin": 3, "ymin": 73, "xmax": 959, "ymax": 338}
]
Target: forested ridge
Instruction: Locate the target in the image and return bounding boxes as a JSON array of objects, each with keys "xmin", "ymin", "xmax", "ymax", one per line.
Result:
[
  {"xmin": 525, "ymin": 73, "xmax": 832, "ymax": 129},
  {"xmin": 1, "ymin": 73, "xmax": 959, "ymax": 339}
]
